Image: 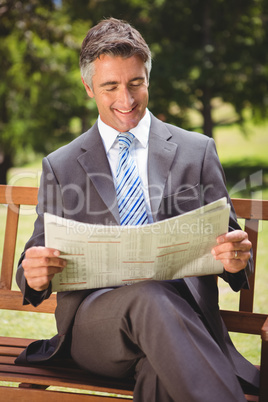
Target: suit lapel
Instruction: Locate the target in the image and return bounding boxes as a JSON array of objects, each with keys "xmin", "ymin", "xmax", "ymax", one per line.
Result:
[
  {"xmin": 77, "ymin": 123, "xmax": 120, "ymax": 224},
  {"xmin": 148, "ymin": 115, "xmax": 178, "ymax": 221},
  {"xmin": 77, "ymin": 116, "xmax": 177, "ymax": 224}
]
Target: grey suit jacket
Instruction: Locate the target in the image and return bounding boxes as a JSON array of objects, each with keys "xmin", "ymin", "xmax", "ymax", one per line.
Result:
[{"xmin": 15, "ymin": 113, "xmax": 259, "ymax": 389}]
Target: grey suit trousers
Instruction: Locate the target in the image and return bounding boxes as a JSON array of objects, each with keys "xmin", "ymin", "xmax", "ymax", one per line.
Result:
[{"xmin": 71, "ymin": 280, "xmax": 246, "ymax": 402}]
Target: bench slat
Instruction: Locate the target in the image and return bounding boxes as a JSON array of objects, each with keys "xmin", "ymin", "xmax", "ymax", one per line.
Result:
[
  {"xmin": 221, "ymin": 310, "xmax": 267, "ymax": 335},
  {"xmin": 0, "ymin": 361, "xmax": 134, "ymax": 386},
  {"xmin": 0, "ymin": 346, "xmax": 27, "ymax": 357},
  {"xmin": 0, "ymin": 290, "xmax": 56, "ymax": 313},
  {"xmin": 239, "ymin": 219, "xmax": 259, "ymax": 312},
  {"xmin": 0, "ymin": 356, "xmax": 18, "ymax": 364},
  {"xmin": 0, "ymin": 364, "xmax": 134, "ymax": 395},
  {"xmin": 0, "ymin": 185, "xmax": 38, "ymax": 205},
  {"xmin": 1, "ymin": 205, "xmax": 20, "ymax": 290},
  {"xmin": 0, "ymin": 387, "xmax": 132, "ymax": 401},
  {"xmin": 0, "ymin": 337, "xmax": 35, "ymax": 348},
  {"xmin": 232, "ymin": 198, "xmax": 268, "ymax": 220}
]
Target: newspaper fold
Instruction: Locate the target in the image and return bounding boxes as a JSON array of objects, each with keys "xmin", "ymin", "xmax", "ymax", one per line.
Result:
[{"xmin": 45, "ymin": 197, "xmax": 230, "ymax": 292}]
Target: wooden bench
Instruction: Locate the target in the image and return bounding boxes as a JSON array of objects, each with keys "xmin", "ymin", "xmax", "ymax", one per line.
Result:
[{"xmin": 0, "ymin": 184, "xmax": 267, "ymax": 401}]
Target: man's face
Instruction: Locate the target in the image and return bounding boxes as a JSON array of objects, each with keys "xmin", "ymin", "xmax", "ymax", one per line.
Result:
[{"xmin": 82, "ymin": 54, "xmax": 149, "ymax": 132}]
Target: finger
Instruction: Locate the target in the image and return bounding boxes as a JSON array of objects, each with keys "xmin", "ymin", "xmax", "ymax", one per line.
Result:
[
  {"xmin": 212, "ymin": 238, "xmax": 252, "ymax": 257},
  {"xmin": 213, "ymin": 249, "xmax": 251, "ymax": 262},
  {"xmin": 217, "ymin": 230, "xmax": 248, "ymax": 245},
  {"xmin": 25, "ymin": 246, "xmax": 60, "ymax": 259},
  {"xmin": 24, "ymin": 265, "xmax": 64, "ymax": 279},
  {"xmin": 22, "ymin": 255, "xmax": 66, "ymax": 270}
]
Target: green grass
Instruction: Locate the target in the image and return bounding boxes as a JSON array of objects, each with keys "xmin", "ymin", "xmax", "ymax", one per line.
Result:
[
  {"xmin": 215, "ymin": 120, "xmax": 268, "ymax": 164},
  {"xmin": 1, "ymin": 117, "xmax": 267, "ymax": 368}
]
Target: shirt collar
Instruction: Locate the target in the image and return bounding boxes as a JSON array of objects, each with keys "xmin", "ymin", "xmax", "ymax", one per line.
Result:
[{"xmin": 98, "ymin": 108, "xmax": 151, "ymax": 153}]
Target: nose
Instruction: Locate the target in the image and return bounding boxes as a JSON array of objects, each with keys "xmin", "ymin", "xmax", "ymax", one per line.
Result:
[{"xmin": 119, "ymin": 86, "xmax": 134, "ymax": 109}]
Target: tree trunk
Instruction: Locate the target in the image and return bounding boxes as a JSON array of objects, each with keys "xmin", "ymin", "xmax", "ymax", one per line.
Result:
[
  {"xmin": 0, "ymin": 152, "xmax": 12, "ymax": 185},
  {"xmin": 201, "ymin": 87, "xmax": 213, "ymax": 138},
  {"xmin": 201, "ymin": 1, "xmax": 214, "ymax": 138}
]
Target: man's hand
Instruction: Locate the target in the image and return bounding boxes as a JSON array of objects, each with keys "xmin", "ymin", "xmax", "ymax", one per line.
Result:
[
  {"xmin": 211, "ymin": 230, "xmax": 252, "ymax": 274},
  {"xmin": 22, "ymin": 246, "xmax": 66, "ymax": 291}
]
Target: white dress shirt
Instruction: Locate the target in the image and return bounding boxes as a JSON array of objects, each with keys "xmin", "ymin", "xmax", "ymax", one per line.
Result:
[{"xmin": 97, "ymin": 109, "xmax": 153, "ymax": 223}]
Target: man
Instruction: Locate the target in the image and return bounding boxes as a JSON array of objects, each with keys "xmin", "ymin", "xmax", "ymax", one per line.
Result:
[{"xmin": 16, "ymin": 18, "xmax": 259, "ymax": 401}]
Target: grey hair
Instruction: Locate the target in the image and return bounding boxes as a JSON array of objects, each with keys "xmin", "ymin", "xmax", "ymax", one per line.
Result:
[{"xmin": 80, "ymin": 18, "xmax": 152, "ymax": 89}]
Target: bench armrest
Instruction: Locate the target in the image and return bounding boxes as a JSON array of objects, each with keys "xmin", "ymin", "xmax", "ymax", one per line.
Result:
[{"xmin": 261, "ymin": 317, "xmax": 268, "ymax": 342}]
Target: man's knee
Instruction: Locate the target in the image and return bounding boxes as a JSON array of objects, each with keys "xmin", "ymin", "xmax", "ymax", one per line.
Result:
[{"xmin": 122, "ymin": 280, "xmax": 176, "ymax": 301}]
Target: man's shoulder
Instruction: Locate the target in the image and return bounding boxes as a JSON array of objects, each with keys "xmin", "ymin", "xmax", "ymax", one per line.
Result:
[
  {"xmin": 150, "ymin": 113, "xmax": 211, "ymax": 145},
  {"xmin": 46, "ymin": 122, "xmax": 98, "ymax": 163}
]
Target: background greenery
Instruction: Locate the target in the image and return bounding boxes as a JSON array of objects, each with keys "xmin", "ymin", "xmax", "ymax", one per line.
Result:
[{"xmin": 1, "ymin": 0, "xmax": 268, "ymax": 183}]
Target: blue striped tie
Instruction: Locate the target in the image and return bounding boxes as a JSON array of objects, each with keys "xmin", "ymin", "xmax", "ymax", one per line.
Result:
[{"xmin": 116, "ymin": 132, "xmax": 148, "ymax": 226}]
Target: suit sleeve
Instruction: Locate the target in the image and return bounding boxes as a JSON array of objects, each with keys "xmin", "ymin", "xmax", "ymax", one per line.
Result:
[
  {"xmin": 200, "ymin": 138, "xmax": 253, "ymax": 292},
  {"xmin": 16, "ymin": 157, "xmax": 63, "ymax": 306}
]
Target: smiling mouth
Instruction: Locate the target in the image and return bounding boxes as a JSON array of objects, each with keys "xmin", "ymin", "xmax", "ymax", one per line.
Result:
[{"xmin": 116, "ymin": 106, "xmax": 136, "ymax": 114}]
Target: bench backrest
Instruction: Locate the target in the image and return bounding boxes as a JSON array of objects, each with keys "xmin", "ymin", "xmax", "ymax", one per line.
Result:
[
  {"xmin": 231, "ymin": 198, "xmax": 268, "ymax": 312},
  {"xmin": 0, "ymin": 185, "xmax": 267, "ymax": 316},
  {"xmin": 0, "ymin": 185, "xmax": 56, "ymax": 313}
]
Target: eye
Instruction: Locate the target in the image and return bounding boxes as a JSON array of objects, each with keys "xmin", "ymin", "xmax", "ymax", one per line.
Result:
[
  {"xmin": 106, "ymin": 86, "xmax": 117, "ymax": 92},
  {"xmin": 129, "ymin": 81, "xmax": 143, "ymax": 89}
]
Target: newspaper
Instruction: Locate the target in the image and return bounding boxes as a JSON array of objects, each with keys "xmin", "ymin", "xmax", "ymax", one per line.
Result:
[{"xmin": 44, "ymin": 198, "xmax": 230, "ymax": 292}]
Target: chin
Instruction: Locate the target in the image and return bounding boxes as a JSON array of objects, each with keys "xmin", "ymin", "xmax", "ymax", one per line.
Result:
[{"xmin": 123, "ymin": 119, "xmax": 140, "ymax": 131}]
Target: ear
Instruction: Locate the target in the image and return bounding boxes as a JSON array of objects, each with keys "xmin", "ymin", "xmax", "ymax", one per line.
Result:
[{"xmin": 81, "ymin": 77, "xmax": 94, "ymax": 98}]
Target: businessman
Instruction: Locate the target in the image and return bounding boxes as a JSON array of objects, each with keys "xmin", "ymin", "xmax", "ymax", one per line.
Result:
[{"xmin": 16, "ymin": 18, "xmax": 259, "ymax": 401}]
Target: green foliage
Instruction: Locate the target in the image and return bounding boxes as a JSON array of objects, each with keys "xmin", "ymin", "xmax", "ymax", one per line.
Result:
[
  {"xmin": 0, "ymin": 0, "xmax": 97, "ymax": 172},
  {"xmin": 62, "ymin": 0, "xmax": 268, "ymax": 134},
  {"xmin": 145, "ymin": 0, "xmax": 268, "ymax": 133},
  {"xmin": 0, "ymin": 0, "xmax": 268, "ymax": 178}
]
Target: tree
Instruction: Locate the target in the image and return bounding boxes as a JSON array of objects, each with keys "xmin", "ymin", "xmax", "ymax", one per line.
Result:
[
  {"xmin": 1, "ymin": 0, "xmax": 267, "ymax": 183},
  {"xmin": 143, "ymin": 0, "xmax": 268, "ymax": 136},
  {"xmin": 0, "ymin": 0, "xmax": 96, "ymax": 183},
  {"xmin": 61, "ymin": 0, "xmax": 268, "ymax": 137}
]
